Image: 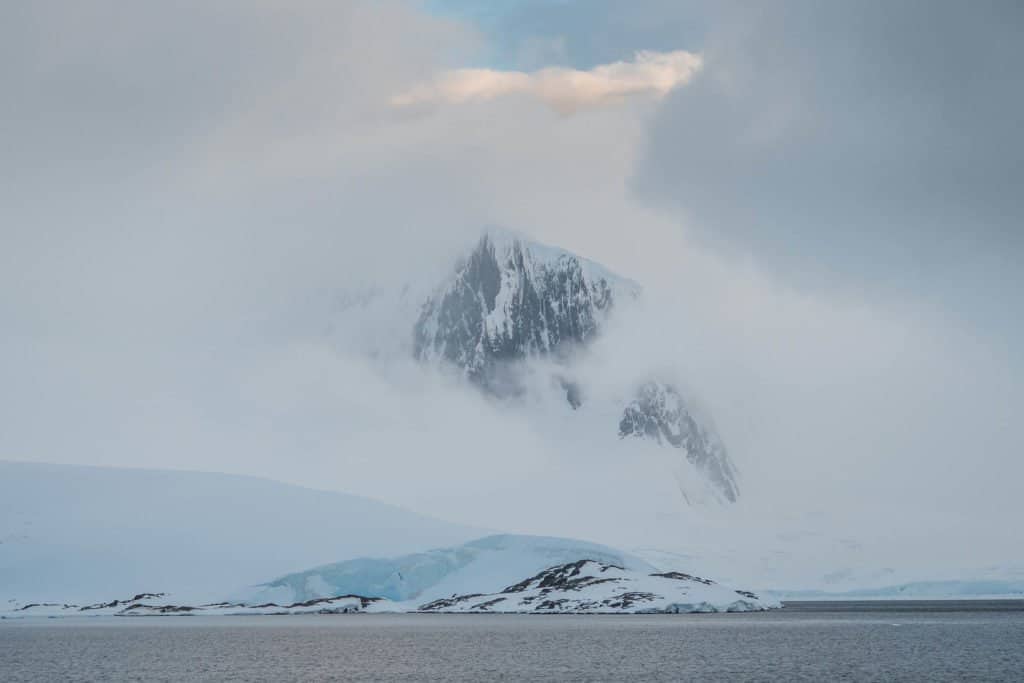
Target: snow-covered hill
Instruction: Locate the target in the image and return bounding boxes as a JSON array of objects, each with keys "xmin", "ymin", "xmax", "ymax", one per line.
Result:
[
  {"xmin": 418, "ymin": 560, "xmax": 770, "ymax": 614},
  {"xmin": 0, "ymin": 461, "xmax": 482, "ymax": 603}
]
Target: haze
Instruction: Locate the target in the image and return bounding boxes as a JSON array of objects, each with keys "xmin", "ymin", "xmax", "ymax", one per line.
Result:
[{"xmin": 2, "ymin": 1, "xmax": 1021, "ymax": 589}]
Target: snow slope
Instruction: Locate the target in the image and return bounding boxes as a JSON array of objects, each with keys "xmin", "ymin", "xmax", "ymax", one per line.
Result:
[{"xmin": 0, "ymin": 461, "xmax": 483, "ymax": 603}]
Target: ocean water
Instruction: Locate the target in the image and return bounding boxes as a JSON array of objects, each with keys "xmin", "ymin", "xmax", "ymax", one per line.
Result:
[{"xmin": 2, "ymin": 602, "xmax": 1023, "ymax": 681}]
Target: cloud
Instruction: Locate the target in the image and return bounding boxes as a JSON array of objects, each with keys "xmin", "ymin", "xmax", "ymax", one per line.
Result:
[
  {"xmin": 632, "ymin": 1, "xmax": 1024, "ymax": 342},
  {"xmin": 391, "ymin": 49, "xmax": 701, "ymax": 112}
]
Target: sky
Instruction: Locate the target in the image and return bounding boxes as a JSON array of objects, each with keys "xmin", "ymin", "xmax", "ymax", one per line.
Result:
[{"xmin": 1, "ymin": 1, "xmax": 1022, "ymax": 587}]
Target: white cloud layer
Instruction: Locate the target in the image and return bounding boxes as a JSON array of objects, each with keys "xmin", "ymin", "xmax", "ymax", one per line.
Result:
[{"xmin": 391, "ymin": 49, "xmax": 701, "ymax": 112}]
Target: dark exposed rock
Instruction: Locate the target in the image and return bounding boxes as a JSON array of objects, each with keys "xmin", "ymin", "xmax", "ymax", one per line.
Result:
[
  {"xmin": 470, "ymin": 597, "xmax": 508, "ymax": 611},
  {"xmin": 120, "ymin": 604, "xmax": 196, "ymax": 613},
  {"xmin": 130, "ymin": 593, "xmax": 165, "ymax": 601},
  {"xmin": 502, "ymin": 559, "xmax": 623, "ymax": 594},
  {"xmin": 200, "ymin": 602, "xmax": 243, "ymax": 608},
  {"xmin": 560, "ymin": 377, "xmax": 583, "ymax": 410},
  {"xmin": 601, "ymin": 592, "xmax": 657, "ymax": 609},
  {"xmin": 244, "ymin": 595, "xmax": 380, "ymax": 611},
  {"xmin": 619, "ymin": 381, "xmax": 739, "ymax": 502},
  {"xmin": 80, "ymin": 593, "xmax": 166, "ymax": 611},
  {"xmin": 418, "ymin": 594, "xmax": 485, "ymax": 611},
  {"xmin": 16, "ymin": 603, "xmax": 61, "ymax": 611},
  {"xmin": 414, "ymin": 234, "xmax": 624, "ymax": 398},
  {"xmin": 651, "ymin": 571, "xmax": 715, "ymax": 586},
  {"xmin": 286, "ymin": 595, "xmax": 380, "ymax": 610}
]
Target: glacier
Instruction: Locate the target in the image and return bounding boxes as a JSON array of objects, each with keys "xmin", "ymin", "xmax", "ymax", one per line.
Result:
[
  {"xmin": 236, "ymin": 534, "xmax": 656, "ymax": 604},
  {"xmin": 0, "ymin": 461, "xmax": 482, "ymax": 604}
]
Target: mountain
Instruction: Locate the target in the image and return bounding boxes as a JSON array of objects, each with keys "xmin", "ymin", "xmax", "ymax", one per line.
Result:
[
  {"xmin": 0, "ymin": 461, "xmax": 483, "ymax": 603},
  {"xmin": 413, "ymin": 231, "xmax": 640, "ymax": 396},
  {"xmin": 410, "ymin": 230, "xmax": 739, "ymax": 503}
]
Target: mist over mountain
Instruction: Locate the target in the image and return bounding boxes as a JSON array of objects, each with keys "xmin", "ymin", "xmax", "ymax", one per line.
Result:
[{"xmin": 343, "ymin": 229, "xmax": 740, "ymax": 504}]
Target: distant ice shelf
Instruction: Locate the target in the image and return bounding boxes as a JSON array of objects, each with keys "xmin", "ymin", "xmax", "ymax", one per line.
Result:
[{"xmin": 769, "ymin": 579, "xmax": 1024, "ymax": 602}]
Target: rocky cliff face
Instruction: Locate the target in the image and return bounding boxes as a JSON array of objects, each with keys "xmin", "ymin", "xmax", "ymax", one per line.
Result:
[
  {"xmin": 413, "ymin": 232, "xmax": 637, "ymax": 393},
  {"xmin": 619, "ymin": 381, "xmax": 739, "ymax": 502}
]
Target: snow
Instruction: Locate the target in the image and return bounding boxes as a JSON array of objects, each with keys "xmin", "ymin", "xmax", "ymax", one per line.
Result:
[
  {"xmin": 0, "ymin": 461, "xmax": 483, "ymax": 604},
  {"xmin": 484, "ymin": 227, "xmax": 641, "ymax": 298},
  {"xmin": 415, "ymin": 560, "xmax": 775, "ymax": 614},
  {"xmin": 417, "ymin": 228, "xmax": 642, "ymax": 370},
  {"xmin": 479, "ymin": 230, "xmax": 641, "ymax": 345}
]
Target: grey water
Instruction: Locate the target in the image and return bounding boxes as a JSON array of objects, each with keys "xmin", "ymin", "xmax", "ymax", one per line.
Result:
[{"xmin": 2, "ymin": 602, "xmax": 1023, "ymax": 682}]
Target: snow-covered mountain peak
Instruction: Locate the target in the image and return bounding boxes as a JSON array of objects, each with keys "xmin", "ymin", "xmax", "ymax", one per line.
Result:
[
  {"xmin": 413, "ymin": 230, "xmax": 639, "ymax": 391},
  {"xmin": 481, "ymin": 227, "xmax": 641, "ymax": 296}
]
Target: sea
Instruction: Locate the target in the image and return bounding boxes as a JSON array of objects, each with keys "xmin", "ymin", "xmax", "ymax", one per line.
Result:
[{"xmin": 2, "ymin": 601, "xmax": 1022, "ymax": 681}]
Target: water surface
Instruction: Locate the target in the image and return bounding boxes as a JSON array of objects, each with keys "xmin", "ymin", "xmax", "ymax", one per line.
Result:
[{"xmin": 3, "ymin": 602, "xmax": 1023, "ymax": 681}]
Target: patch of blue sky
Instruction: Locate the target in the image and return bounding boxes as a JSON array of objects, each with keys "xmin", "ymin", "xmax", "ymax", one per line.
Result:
[{"xmin": 423, "ymin": 0, "xmax": 707, "ymax": 71}]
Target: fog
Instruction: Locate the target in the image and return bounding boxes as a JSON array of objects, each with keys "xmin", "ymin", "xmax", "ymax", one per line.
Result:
[{"xmin": 2, "ymin": 1, "xmax": 1021, "ymax": 589}]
